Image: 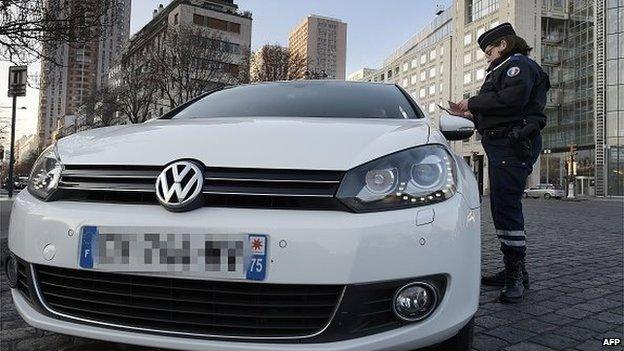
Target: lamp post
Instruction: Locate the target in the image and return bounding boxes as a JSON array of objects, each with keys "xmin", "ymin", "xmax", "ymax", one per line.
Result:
[{"xmin": 543, "ymin": 149, "xmax": 551, "ymax": 184}]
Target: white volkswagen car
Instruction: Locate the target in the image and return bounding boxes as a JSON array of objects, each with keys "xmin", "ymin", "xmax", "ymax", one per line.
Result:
[{"xmin": 7, "ymin": 81, "xmax": 480, "ymax": 351}]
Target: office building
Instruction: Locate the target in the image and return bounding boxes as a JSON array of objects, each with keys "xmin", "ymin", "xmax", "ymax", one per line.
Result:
[
  {"xmin": 289, "ymin": 15, "xmax": 347, "ymax": 79},
  {"xmin": 347, "ymin": 68, "xmax": 376, "ymax": 82},
  {"xmin": 37, "ymin": 0, "xmax": 131, "ymax": 149},
  {"xmin": 596, "ymin": 0, "xmax": 623, "ymax": 196}
]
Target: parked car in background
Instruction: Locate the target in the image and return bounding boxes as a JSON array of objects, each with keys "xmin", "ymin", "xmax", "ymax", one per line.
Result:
[{"xmin": 523, "ymin": 184, "xmax": 564, "ymax": 199}]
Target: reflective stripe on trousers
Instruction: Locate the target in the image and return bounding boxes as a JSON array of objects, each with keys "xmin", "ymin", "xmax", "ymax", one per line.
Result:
[{"xmin": 496, "ymin": 229, "xmax": 526, "ymax": 247}]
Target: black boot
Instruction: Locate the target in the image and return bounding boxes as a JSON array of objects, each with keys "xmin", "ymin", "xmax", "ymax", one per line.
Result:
[
  {"xmin": 499, "ymin": 255, "xmax": 525, "ymax": 303},
  {"xmin": 482, "ymin": 268, "xmax": 530, "ymax": 288}
]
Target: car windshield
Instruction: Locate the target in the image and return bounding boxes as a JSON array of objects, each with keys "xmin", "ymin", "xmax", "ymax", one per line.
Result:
[{"xmin": 169, "ymin": 81, "xmax": 422, "ymax": 119}]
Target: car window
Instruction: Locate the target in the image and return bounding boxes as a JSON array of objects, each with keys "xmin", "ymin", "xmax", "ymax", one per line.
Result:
[{"xmin": 170, "ymin": 82, "xmax": 423, "ymax": 119}]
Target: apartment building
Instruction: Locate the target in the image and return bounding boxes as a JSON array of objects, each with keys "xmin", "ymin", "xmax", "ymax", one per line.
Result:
[
  {"xmin": 120, "ymin": 0, "xmax": 252, "ymax": 118},
  {"xmin": 37, "ymin": 0, "xmax": 131, "ymax": 149},
  {"xmin": 289, "ymin": 15, "xmax": 347, "ymax": 80},
  {"xmin": 347, "ymin": 68, "xmax": 376, "ymax": 82},
  {"xmin": 360, "ymin": 0, "xmax": 619, "ymax": 196},
  {"xmin": 367, "ymin": 9, "xmax": 453, "ymax": 127}
]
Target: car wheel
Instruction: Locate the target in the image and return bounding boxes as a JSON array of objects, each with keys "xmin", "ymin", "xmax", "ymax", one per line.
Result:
[
  {"xmin": 432, "ymin": 317, "xmax": 474, "ymax": 351},
  {"xmin": 544, "ymin": 193, "xmax": 551, "ymax": 200}
]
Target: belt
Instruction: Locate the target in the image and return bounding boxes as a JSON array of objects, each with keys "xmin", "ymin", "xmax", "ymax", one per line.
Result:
[{"xmin": 482, "ymin": 128, "xmax": 508, "ymax": 139}]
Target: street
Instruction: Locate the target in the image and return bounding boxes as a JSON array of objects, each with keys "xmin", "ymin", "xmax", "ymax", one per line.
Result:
[{"xmin": 0, "ymin": 196, "xmax": 622, "ymax": 351}]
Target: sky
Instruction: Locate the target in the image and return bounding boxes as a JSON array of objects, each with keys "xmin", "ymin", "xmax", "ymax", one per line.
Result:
[{"xmin": 1, "ymin": 0, "xmax": 450, "ymax": 143}]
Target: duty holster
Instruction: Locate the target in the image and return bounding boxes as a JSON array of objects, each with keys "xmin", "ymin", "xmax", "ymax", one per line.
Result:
[{"xmin": 507, "ymin": 120, "xmax": 539, "ymax": 161}]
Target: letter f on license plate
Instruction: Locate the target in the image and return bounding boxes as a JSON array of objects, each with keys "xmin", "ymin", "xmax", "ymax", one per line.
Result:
[{"xmin": 246, "ymin": 235, "xmax": 268, "ymax": 281}]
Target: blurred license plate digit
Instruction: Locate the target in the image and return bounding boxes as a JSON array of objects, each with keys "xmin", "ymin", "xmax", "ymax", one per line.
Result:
[{"xmin": 78, "ymin": 226, "xmax": 268, "ymax": 280}]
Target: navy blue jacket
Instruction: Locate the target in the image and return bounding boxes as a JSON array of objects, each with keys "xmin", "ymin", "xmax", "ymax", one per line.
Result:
[{"xmin": 468, "ymin": 53, "xmax": 550, "ymax": 133}]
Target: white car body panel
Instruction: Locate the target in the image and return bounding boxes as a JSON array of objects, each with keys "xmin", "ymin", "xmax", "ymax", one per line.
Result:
[
  {"xmin": 10, "ymin": 109, "xmax": 480, "ymax": 350},
  {"xmin": 56, "ymin": 118, "xmax": 430, "ymax": 170}
]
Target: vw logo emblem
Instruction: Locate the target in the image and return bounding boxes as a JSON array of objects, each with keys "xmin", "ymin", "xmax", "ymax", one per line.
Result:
[{"xmin": 156, "ymin": 160, "xmax": 204, "ymax": 212}]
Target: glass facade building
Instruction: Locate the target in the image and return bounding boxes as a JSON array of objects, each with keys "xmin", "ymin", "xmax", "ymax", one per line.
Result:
[
  {"xmin": 603, "ymin": 0, "xmax": 624, "ymax": 195},
  {"xmin": 539, "ymin": 0, "xmax": 623, "ymax": 196}
]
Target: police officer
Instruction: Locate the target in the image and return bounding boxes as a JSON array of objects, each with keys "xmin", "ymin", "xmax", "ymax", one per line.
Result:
[{"xmin": 457, "ymin": 23, "xmax": 550, "ymax": 303}]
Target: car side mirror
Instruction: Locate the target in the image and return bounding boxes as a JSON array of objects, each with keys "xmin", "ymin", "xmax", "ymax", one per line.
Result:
[{"xmin": 439, "ymin": 114, "xmax": 475, "ymax": 141}]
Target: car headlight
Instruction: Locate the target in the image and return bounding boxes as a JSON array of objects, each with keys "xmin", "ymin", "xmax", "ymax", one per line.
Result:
[
  {"xmin": 28, "ymin": 144, "xmax": 63, "ymax": 200},
  {"xmin": 337, "ymin": 145, "xmax": 457, "ymax": 212}
]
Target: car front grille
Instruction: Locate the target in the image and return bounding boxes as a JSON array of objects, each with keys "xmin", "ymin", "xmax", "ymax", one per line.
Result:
[
  {"xmin": 55, "ymin": 165, "xmax": 347, "ymax": 211},
  {"xmin": 15, "ymin": 257, "xmax": 32, "ymax": 303},
  {"xmin": 34, "ymin": 264, "xmax": 344, "ymax": 338}
]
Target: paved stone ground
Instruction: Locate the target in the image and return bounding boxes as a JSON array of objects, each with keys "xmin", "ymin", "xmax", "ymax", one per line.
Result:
[{"xmin": 1, "ymin": 197, "xmax": 622, "ymax": 351}]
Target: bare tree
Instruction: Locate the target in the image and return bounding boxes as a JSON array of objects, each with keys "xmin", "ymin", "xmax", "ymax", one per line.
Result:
[
  {"xmin": 13, "ymin": 150, "xmax": 37, "ymax": 177},
  {"xmin": 77, "ymin": 86, "xmax": 124, "ymax": 127},
  {"xmin": 152, "ymin": 24, "xmax": 242, "ymax": 109},
  {"xmin": 250, "ymin": 45, "xmax": 307, "ymax": 82},
  {"xmin": 109, "ymin": 50, "xmax": 159, "ymax": 124},
  {"xmin": 1, "ymin": 0, "xmax": 116, "ymax": 65},
  {"xmin": 0, "ymin": 121, "xmax": 8, "ymax": 143}
]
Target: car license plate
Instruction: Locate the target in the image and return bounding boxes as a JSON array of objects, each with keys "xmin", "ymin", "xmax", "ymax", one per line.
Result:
[{"xmin": 78, "ymin": 226, "xmax": 268, "ymax": 281}]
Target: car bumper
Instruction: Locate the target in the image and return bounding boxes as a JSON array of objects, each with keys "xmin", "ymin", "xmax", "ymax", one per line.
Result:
[{"xmin": 9, "ymin": 190, "xmax": 480, "ymax": 351}]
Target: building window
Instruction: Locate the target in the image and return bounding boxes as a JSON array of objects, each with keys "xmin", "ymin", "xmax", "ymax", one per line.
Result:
[
  {"xmin": 419, "ymin": 88, "xmax": 426, "ymax": 98},
  {"xmin": 420, "ymin": 54, "xmax": 427, "ymax": 64},
  {"xmin": 420, "ymin": 71, "xmax": 426, "ymax": 81},
  {"xmin": 429, "ymin": 67, "xmax": 436, "ymax": 78},
  {"xmin": 430, "ymin": 49, "xmax": 436, "ymax": 60},
  {"xmin": 387, "ymin": 70, "xmax": 392, "ymax": 78},
  {"xmin": 439, "ymin": 46, "xmax": 444, "ymax": 56},
  {"xmin": 464, "ymin": 52, "xmax": 472, "ymax": 64},
  {"xmin": 439, "ymin": 83, "xmax": 443, "ymax": 92},
  {"xmin": 467, "ymin": 0, "xmax": 500, "ymax": 23},
  {"xmin": 411, "ymin": 74, "xmax": 418, "ymax": 85},
  {"xmin": 464, "ymin": 33, "xmax": 472, "ymax": 46},
  {"xmin": 429, "ymin": 84, "xmax": 436, "ymax": 95},
  {"xmin": 194, "ymin": 14, "xmax": 241, "ymax": 34},
  {"xmin": 428, "ymin": 103, "xmax": 435, "ymax": 113},
  {"xmin": 476, "ymin": 68, "xmax": 485, "ymax": 80},
  {"xmin": 440, "ymin": 65, "xmax": 444, "ymax": 74},
  {"xmin": 411, "ymin": 58, "xmax": 418, "ymax": 68},
  {"xmin": 403, "ymin": 62, "xmax": 409, "ymax": 72},
  {"xmin": 174, "ymin": 13, "xmax": 179, "ymax": 25},
  {"xmin": 403, "ymin": 78, "xmax": 409, "ymax": 87},
  {"xmin": 464, "ymin": 72, "xmax": 472, "ymax": 84}
]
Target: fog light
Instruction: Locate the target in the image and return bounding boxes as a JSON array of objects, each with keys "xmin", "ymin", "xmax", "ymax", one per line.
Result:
[
  {"xmin": 392, "ymin": 282, "xmax": 438, "ymax": 322},
  {"xmin": 5, "ymin": 255, "xmax": 18, "ymax": 289}
]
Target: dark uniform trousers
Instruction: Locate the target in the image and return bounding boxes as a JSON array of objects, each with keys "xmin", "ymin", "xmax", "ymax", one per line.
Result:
[{"xmin": 482, "ymin": 133, "xmax": 542, "ymax": 259}]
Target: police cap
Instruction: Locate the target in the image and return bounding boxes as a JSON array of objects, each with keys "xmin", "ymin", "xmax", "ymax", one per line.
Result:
[{"xmin": 478, "ymin": 22, "xmax": 516, "ymax": 51}]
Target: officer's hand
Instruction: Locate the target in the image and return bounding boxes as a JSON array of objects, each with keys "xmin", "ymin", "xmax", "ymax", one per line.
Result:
[
  {"xmin": 457, "ymin": 99, "xmax": 470, "ymax": 112},
  {"xmin": 463, "ymin": 111, "xmax": 474, "ymax": 120}
]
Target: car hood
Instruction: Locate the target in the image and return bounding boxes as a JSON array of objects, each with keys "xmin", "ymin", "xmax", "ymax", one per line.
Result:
[{"xmin": 56, "ymin": 117, "xmax": 430, "ymax": 170}]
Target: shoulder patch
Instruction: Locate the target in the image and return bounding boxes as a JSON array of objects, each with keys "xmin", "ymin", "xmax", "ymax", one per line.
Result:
[{"xmin": 507, "ymin": 66, "xmax": 521, "ymax": 77}]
